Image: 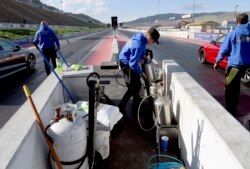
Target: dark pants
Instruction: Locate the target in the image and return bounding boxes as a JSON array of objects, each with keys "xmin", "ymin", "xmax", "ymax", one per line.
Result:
[
  {"xmin": 42, "ymin": 47, "xmax": 57, "ymax": 75},
  {"xmin": 118, "ymin": 62, "xmax": 142, "ymax": 113},
  {"xmin": 225, "ymin": 66, "xmax": 247, "ymax": 116}
]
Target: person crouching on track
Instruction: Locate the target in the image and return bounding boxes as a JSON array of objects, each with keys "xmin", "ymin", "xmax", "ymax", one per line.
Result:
[{"xmin": 118, "ymin": 27, "xmax": 160, "ymax": 116}]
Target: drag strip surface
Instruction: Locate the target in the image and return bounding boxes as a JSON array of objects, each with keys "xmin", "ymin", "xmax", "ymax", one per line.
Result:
[{"xmin": 119, "ymin": 30, "xmax": 250, "ymax": 120}]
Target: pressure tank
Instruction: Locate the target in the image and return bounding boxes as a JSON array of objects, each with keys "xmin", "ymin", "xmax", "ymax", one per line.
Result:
[
  {"xmin": 144, "ymin": 59, "xmax": 156, "ymax": 84},
  {"xmin": 154, "ymin": 95, "xmax": 173, "ymax": 125},
  {"xmin": 48, "ymin": 117, "xmax": 88, "ymax": 169}
]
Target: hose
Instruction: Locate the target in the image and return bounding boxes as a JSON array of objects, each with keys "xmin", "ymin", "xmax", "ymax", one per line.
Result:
[
  {"xmin": 137, "ymin": 95, "xmax": 158, "ymax": 132},
  {"xmin": 115, "ymin": 67, "xmax": 129, "ymax": 87}
]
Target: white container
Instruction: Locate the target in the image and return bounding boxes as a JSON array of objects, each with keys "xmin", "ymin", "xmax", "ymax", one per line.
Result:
[
  {"xmin": 77, "ymin": 101, "xmax": 123, "ymax": 131},
  {"xmin": 95, "ymin": 130, "xmax": 110, "ymax": 160}
]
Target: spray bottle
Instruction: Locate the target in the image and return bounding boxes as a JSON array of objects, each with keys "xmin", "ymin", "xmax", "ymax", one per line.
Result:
[{"xmin": 56, "ymin": 57, "xmax": 63, "ymax": 75}]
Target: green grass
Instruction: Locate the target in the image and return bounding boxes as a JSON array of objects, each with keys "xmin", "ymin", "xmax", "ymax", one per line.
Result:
[
  {"xmin": 0, "ymin": 29, "xmax": 37, "ymax": 39},
  {"xmin": 0, "ymin": 27, "xmax": 99, "ymax": 39}
]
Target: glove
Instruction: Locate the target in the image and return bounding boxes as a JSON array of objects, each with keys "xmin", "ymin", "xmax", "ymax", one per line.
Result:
[{"xmin": 146, "ymin": 49, "xmax": 153, "ymax": 59}]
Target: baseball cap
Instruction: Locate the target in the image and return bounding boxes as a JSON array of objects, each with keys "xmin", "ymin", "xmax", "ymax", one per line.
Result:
[
  {"xmin": 236, "ymin": 13, "xmax": 248, "ymax": 24},
  {"xmin": 147, "ymin": 27, "xmax": 160, "ymax": 44}
]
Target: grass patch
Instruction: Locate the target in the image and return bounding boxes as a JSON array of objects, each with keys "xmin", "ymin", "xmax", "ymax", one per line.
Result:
[
  {"xmin": 0, "ymin": 27, "xmax": 99, "ymax": 39},
  {"xmin": 0, "ymin": 29, "xmax": 36, "ymax": 39}
]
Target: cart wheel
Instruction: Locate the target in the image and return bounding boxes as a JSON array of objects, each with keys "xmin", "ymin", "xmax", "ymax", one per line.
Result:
[{"xmin": 93, "ymin": 151, "xmax": 102, "ymax": 169}]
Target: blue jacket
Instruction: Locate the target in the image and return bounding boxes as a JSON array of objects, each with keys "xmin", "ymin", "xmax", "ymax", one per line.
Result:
[
  {"xmin": 33, "ymin": 25, "xmax": 60, "ymax": 49},
  {"xmin": 216, "ymin": 23, "xmax": 250, "ymax": 67},
  {"xmin": 119, "ymin": 33, "xmax": 147, "ymax": 74}
]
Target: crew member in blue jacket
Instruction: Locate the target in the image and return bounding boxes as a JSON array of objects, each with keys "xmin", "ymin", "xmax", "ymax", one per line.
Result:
[
  {"xmin": 33, "ymin": 21, "xmax": 60, "ymax": 75},
  {"xmin": 118, "ymin": 27, "xmax": 160, "ymax": 115},
  {"xmin": 214, "ymin": 13, "xmax": 250, "ymax": 116}
]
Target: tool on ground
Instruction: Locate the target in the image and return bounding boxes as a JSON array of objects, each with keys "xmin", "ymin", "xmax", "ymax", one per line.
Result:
[
  {"xmin": 55, "ymin": 44, "xmax": 70, "ymax": 67},
  {"xmin": 33, "ymin": 42, "xmax": 77, "ymax": 103},
  {"xmin": 23, "ymin": 85, "xmax": 63, "ymax": 169}
]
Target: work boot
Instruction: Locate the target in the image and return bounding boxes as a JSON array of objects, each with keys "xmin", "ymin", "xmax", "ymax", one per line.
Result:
[{"xmin": 118, "ymin": 104, "xmax": 126, "ymax": 115}]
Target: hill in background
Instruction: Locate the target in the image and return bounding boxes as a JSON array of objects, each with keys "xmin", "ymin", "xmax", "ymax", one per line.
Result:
[
  {"xmin": 16, "ymin": 0, "xmax": 103, "ymax": 25},
  {"xmin": 4, "ymin": 1, "xmax": 250, "ymax": 27},
  {"xmin": 125, "ymin": 12, "xmax": 250, "ymax": 26}
]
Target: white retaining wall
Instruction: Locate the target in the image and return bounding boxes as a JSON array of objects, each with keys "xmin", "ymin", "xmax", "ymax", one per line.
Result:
[
  {"xmin": 163, "ymin": 60, "xmax": 250, "ymax": 169},
  {"xmin": 0, "ymin": 74, "xmax": 63, "ymax": 169}
]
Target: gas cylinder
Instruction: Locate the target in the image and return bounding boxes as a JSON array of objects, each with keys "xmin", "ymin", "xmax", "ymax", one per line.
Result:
[
  {"xmin": 154, "ymin": 95, "xmax": 173, "ymax": 125},
  {"xmin": 144, "ymin": 59, "xmax": 156, "ymax": 84},
  {"xmin": 150, "ymin": 83, "xmax": 164, "ymax": 98},
  {"xmin": 155, "ymin": 67, "xmax": 163, "ymax": 82},
  {"xmin": 48, "ymin": 117, "xmax": 88, "ymax": 169}
]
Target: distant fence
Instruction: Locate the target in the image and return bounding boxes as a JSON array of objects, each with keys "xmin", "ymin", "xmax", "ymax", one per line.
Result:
[
  {"xmin": 0, "ymin": 22, "xmax": 88, "ymax": 30},
  {"xmin": 194, "ymin": 32, "xmax": 223, "ymax": 41}
]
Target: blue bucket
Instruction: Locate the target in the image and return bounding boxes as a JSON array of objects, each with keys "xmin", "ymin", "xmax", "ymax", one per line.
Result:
[{"xmin": 147, "ymin": 154, "xmax": 184, "ymax": 169}]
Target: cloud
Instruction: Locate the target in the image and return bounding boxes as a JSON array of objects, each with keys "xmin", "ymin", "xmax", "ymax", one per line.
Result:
[
  {"xmin": 40, "ymin": 0, "xmax": 108, "ymax": 16},
  {"xmin": 181, "ymin": 3, "xmax": 211, "ymax": 11}
]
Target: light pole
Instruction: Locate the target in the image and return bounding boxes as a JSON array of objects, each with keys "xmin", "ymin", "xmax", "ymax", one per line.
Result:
[
  {"xmin": 235, "ymin": 4, "xmax": 239, "ymax": 20},
  {"xmin": 193, "ymin": 0, "xmax": 195, "ymax": 22},
  {"xmin": 158, "ymin": 0, "xmax": 160, "ymax": 24}
]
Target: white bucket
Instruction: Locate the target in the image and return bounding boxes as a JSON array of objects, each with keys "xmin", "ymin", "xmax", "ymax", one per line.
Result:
[{"xmin": 95, "ymin": 130, "xmax": 110, "ymax": 159}]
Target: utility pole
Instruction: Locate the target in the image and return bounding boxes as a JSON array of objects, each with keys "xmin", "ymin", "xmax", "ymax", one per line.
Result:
[
  {"xmin": 192, "ymin": 0, "xmax": 195, "ymax": 23},
  {"xmin": 158, "ymin": 0, "xmax": 160, "ymax": 24},
  {"xmin": 235, "ymin": 5, "xmax": 239, "ymax": 21}
]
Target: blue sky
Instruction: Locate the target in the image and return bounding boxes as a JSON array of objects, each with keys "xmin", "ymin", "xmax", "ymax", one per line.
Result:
[{"xmin": 40, "ymin": 0, "xmax": 250, "ymax": 23}]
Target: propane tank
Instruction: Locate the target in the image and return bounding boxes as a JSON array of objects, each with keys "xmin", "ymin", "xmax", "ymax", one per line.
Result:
[
  {"xmin": 48, "ymin": 117, "xmax": 88, "ymax": 169},
  {"xmin": 144, "ymin": 59, "xmax": 156, "ymax": 84},
  {"xmin": 149, "ymin": 83, "xmax": 157, "ymax": 97},
  {"xmin": 150, "ymin": 83, "xmax": 164, "ymax": 98},
  {"xmin": 155, "ymin": 67, "xmax": 164, "ymax": 82},
  {"xmin": 154, "ymin": 95, "xmax": 172, "ymax": 125}
]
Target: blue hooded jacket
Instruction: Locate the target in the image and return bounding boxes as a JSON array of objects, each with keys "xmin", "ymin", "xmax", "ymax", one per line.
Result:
[
  {"xmin": 119, "ymin": 33, "xmax": 147, "ymax": 74},
  {"xmin": 216, "ymin": 23, "xmax": 250, "ymax": 67},
  {"xmin": 33, "ymin": 24, "xmax": 60, "ymax": 49}
]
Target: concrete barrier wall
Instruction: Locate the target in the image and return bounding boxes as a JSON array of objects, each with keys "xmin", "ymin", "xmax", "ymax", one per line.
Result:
[
  {"xmin": 0, "ymin": 74, "xmax": 62, "ymax": 169},
  {"xmin": 163, "ymin": 60, "xmax": 250, "ymax": 169},
  {"xmin": 111, "ymin": 38, "xmax": 119, "ymax": 62},
  {"xmin": 121, "ymin": 28, "xmax": 220, "ymax": 42}
]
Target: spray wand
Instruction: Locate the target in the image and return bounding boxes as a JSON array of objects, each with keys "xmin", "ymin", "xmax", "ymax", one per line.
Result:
[{"xmin": 33, "ymin": 42, "xmax": 77, "ymax": 103}]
